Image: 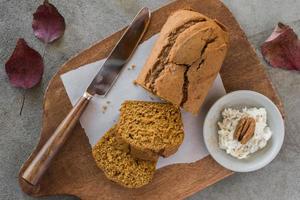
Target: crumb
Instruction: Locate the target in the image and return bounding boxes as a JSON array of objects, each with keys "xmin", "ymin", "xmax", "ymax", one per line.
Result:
[
  {"xmin": 102, "ymin": 105, "xmax": 107, "ymax": 113},
  {"xmin": 149, "ymin": 96, "xmax": 155, "ymax": 100},
  {"xmin": 106, "ymin": 101, "xmax": 110, "ymax": 104},
  {"xmin": 128, "ymin": 64, "xmax": 136, "ymax": 70}
]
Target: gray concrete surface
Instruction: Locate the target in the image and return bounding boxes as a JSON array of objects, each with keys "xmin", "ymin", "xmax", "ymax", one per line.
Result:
[{"xmin": 0, "ymin": 0, "xmax": 299, "ymax": 199}]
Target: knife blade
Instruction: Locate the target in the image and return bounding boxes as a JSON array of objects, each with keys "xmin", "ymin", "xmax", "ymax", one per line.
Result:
[
  {"xmin": 22, "ymin": 7, "xmax": 151, "ymax": 186},
  {"xmin": 87, "ymin": 7, "xmax": 151, "ymax": 97}
]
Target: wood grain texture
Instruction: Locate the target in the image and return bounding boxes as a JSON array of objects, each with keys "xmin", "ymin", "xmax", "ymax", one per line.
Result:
[
  {"xmin": 18, "ymin": 0, "xmax": 284, "ymax": 199},
  {"xmin": 22, "ymin": 95, "xmax": 91, "ymax": 185}
]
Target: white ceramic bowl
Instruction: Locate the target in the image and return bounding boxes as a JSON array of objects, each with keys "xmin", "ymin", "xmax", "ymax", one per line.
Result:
[{"xmin": 203, "ymin": 90, "xmax": 284, "ymax": 172}]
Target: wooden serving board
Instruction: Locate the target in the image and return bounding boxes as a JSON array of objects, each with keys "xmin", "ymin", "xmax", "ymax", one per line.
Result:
[{"xmin": 19, "ymin": 0, "xmax": 284, "ymax": 199}]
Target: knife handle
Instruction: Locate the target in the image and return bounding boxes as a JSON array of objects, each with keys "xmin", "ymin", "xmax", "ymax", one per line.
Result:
[{"xmin": 22, "ymin": 92, "xmax": 92, "ymax": 185}]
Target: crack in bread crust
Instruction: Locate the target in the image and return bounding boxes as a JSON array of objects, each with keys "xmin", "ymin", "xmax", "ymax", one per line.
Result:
[
  {"xmin": 180, "ymin": 64, "xmax": 190, "ymax": 106},
  {"xmin": 180, "ymin": 37, "xmax": 217, "ymax": 106},
  {"xmin": 144, "ymin": 20, "xmax": 206, "ymax": 91}
]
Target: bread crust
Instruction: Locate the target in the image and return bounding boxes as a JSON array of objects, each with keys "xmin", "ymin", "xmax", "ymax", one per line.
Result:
[{"xmin": 136, "ymin": 10, "xmax": 229, "ymax": 114}]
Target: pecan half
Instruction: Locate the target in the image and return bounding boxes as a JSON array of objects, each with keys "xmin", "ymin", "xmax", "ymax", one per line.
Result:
[{"xmin": 234, "ymin": 117, "xmax": 256, "ymax": 144}]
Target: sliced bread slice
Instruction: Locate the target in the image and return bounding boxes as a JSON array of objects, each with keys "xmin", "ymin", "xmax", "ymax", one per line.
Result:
[
  {"xmin": 92, "ymin": 126, "xmax": 157, "ymax": 188},
  {"xmin": 116, "ymin": 100, "xmax": 184, "ymax": 161}
]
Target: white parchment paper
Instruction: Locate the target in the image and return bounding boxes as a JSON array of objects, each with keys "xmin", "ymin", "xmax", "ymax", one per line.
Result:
[{"xmin": 60, "ymin": 34, "xmax": 226, "ymax": 168}]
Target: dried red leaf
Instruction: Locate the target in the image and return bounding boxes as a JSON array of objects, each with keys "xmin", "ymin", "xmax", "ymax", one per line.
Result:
[
  {"xmin": 5, "ymin": 39, "xmax": 44, "ymax": 89},
  {"xmin": 32, "ymin": 0, "xmax": 65, "ymax": 43},
  {"xmin": 261, "ymin": 23, "xmax": 300, "ymax": 71}
]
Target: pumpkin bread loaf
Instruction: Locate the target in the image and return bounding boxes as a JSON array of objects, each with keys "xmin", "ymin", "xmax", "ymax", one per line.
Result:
[
  {"xmin": 116, "ymin": 100, "xmax": 184, "ymax": 161},
  {"xmin": 135, "ymin": 10, "xmax": 229, "ymax": 114},
  {"xmin": 92, "ymin": 126, "xmax": 157, "ymax": 188}
]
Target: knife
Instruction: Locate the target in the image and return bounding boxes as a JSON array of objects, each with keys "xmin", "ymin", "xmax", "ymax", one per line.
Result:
[{"xmin": 22, "ymin": 7, "xmax": 151, "ymax": 185}]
